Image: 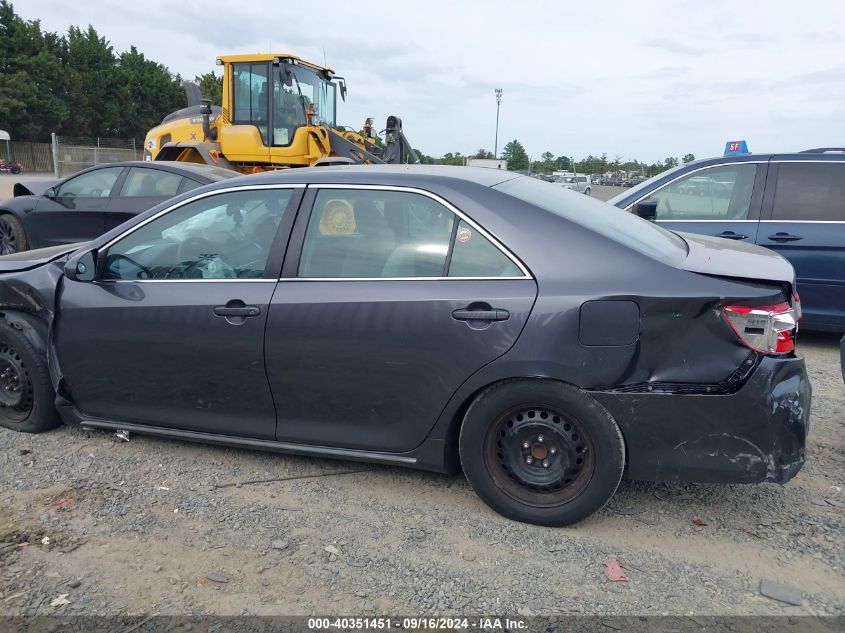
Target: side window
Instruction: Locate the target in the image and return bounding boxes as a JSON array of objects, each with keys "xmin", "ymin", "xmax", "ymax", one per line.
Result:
[
  {"xmin": 772, "ymin": 163, "xmax": 845, "ymax": 221},
  {"xmin": 448, "ymin": 221, "xmax": 522, "ymax": 277},
  {"xmin": 102, "ymin": 189, "xmax": 293, "ymax": 280},
  {"xmin": 298, "ymin": 189, "xmax": 523, "ymax": 279},
  {"xmin": 299, "ymin": 189, "xmax": 453, "ymax": 278},
  {"xmin": 119, "ymin": 168, "xmax": 182, "ymax": 197},
  {"xmin": 177, "ymin": 177, "xmax": 203, "ymax": 194},
  {"xmin": 57, "ymin": 167, "xmax": 123, "ymax": 198},
  {"xmin": 645, "ymin": 164, "xmax": 757, "ymax": 220},
  {"xmin": 232, "ymin": 62, "xmax": 270, "ymax": 145}
]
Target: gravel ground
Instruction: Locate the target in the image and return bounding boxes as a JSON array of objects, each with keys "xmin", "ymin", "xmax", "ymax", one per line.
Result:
[{"xmin": 0, "ymin": 335, "xmax": 843, "ymax": 619}]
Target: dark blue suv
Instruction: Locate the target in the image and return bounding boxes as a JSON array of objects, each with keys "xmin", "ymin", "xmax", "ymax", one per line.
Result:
[{"xmin": 608, "ymin": 149, "xmax": 845, "ymax": 332}]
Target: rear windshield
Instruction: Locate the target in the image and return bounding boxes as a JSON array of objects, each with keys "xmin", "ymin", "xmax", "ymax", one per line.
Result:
[{"xmin": 494, "ymin": 176, "xmax": 688, "ymax": 265}]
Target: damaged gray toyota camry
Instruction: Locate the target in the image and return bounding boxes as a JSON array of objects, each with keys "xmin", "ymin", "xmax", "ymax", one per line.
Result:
[{"xmin": 0, "ymin": 165, "xmax": 810, "ymax": 526}]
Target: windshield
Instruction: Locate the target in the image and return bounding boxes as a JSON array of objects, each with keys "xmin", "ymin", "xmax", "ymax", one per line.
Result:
[
  {"xmin": 607, "ymin": 164, "xmax": 687, "ymax": 206},
  {"xmin": 494, "ymin": 176, "xmax": 688, "ymax": 266},
  {"xmin": 272, "ymin": 64, "xmax": 336, "ymax": 146}
]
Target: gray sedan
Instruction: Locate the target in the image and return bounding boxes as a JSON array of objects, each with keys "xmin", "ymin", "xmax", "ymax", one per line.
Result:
[{"xmin": 0, "ymin": 166, "xmax": 809, "ymax": 525}]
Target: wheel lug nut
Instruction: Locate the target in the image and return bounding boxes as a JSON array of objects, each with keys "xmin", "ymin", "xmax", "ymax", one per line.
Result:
[
  {"xmin": 526, "ymin": 457, "xmax": 533, "ymax": 464},
  {"xmin": 542, "ymin": 460, "xmax": 549, "ymax": 468},
  {"xmin": 523, "ymin": 441, "xmax": 530, "ymax": 449},
  {"xmin": 550, "ymin": 447, "xmax": 557, "ymax": 455},
  {"xmin": 537, "ymin": 435, "xmax": 544, "ymax": 442}
]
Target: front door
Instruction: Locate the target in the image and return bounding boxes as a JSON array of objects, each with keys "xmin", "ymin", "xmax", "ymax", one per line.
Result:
[
  {"xmin": 54, "ymin": 186, "xmax": 301, "ymax": 438},
  {"xmin": 266, "ymin": 186, "xmax": 537, "ymax": 453},
  {"xmin": 637, "ymin": 162, "xmax": 765, "ymax": 243},
  {"xmin": 29, "ymin": 166, "xmax": 125, "ymax": 247}
]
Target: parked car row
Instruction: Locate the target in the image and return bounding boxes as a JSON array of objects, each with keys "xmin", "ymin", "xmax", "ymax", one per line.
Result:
[{"xmin": 0, "ymin": 164, "xmax": 810, "ymax": 527}]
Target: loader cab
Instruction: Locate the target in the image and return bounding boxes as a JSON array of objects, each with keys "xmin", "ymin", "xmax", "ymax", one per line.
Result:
[{"xmin": 224, "ymin": 54, "xmax": 337, "ymax": 161}]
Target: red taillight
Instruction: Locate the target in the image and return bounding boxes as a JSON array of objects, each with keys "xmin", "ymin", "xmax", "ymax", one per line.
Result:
[{"xmin": 722, "ymin": 301, "xmax": 797, "ymax": 355}]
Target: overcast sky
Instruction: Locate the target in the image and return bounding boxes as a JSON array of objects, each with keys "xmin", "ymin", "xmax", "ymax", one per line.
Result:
[{"xmin": 18, "ymin": 0, "xmax": 845, "ymax": 161}]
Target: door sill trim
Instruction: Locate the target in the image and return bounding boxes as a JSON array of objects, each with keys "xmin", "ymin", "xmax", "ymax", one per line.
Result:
[{"xmin": 79, "ymin": 419, "xmax": 418, "ymax": 465}]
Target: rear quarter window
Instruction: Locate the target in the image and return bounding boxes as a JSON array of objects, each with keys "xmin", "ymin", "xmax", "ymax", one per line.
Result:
[{"xmin": 494, "ymin": 176, "xmax": 688, "ymax": 265}]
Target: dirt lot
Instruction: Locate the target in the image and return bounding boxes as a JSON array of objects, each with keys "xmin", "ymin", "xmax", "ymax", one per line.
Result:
[{"xmin": 0, "ymin": 333, "xmax": 842, "ymax": 619}]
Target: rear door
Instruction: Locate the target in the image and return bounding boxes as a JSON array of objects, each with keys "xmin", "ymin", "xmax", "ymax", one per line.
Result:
[
  {"xmin": 266, "ymin": 185, "xmax": 537, "ymax": 453},
  {"xmin": 104, "ymin": 166, "xmax": 187, "ymax": 232},
  {"xmin": 757, "ymin": 160, "xmax": 845, "ymax": 330},
  {"xmin": 634, "ymin": 162, "xmax": 765, "ymax": 242},
  {"xmin": 29, "ymin": 166, "xmax": 125, "ymax": 247}
]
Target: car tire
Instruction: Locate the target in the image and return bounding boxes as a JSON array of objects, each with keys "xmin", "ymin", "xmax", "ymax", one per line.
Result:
[
  {"xmin": 0, "ymin": 214, "xmax": 27, "ymax": 255},
  {"xmin": 0, "ymin": 320, "xmax": 61, "ymax": 433},
  {"xmin": 459, "ymin": 379, "xmax": 625, "ymax": 526},
  {"xmin": 584, "ymin": 187, "xmax": 591, "ymax": 196}
]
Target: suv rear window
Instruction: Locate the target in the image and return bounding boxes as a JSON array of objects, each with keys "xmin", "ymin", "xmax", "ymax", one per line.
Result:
[
  {"xmin": 494, "ymin": 176, "xmax": 688, "ymax": 265},
  {"xmin": 772, "ymin": 162, "xmax": 845, "ymax": 221}
]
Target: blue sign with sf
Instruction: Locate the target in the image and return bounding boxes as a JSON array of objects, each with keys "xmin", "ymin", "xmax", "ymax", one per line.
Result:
[{"xmin": 724, "ymin": 140, "xmax": 750, "ymax": 156}]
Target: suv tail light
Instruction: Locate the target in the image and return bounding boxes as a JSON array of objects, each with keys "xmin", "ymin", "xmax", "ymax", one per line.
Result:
[{"xmin": 722, "ymin": 301, "xmax": 797, "ymax": 355}]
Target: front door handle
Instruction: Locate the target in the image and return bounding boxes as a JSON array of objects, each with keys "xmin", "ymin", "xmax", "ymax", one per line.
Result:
[
  {"xmin": 715, "ymin": 231, "xmax": 747, "ymax": 240},
  {"xmin": 213, "ymin": 300, "xmax": 261, "ymax": 324},
  {"xmin": 452, "ymin": 308, "xmax": 510, "ymax": 322},
  {"xmin": 767, "ymin": 232, "xmax": 803, "ymax": 243}
]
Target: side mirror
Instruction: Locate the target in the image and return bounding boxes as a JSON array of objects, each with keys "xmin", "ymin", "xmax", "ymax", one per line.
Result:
[
  {"xmin": 44, "ymin": 186, "xmax": 56, "ymax": 198},
  {"xmin": 633, "ymin": 199, "xmax": 658, "ymax": 221},
  {"xmin": 64, "ymin": 249, "xmax": 97, "ymax": 282}
]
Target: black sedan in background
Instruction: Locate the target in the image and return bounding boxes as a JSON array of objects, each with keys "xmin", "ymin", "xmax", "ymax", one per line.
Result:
[
  {"xmin": 0, "ymin": 166, "xmax": 810, "ymax": 526},
  {"xmin": 0, "ymin": 161, "xmax": 237, "ymax": 254}
]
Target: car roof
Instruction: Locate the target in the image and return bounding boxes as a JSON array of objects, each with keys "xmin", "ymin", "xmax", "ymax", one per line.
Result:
[
  {"xmin": 69, "ymin": 161, "xmax": 237, "ymax": 183},
  {"xmin": 215, "ymin": 164, "xmax": 522, "ymax": 189}
]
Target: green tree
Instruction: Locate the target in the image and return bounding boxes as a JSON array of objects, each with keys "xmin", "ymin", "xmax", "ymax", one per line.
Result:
[
  {"xmin": 554, "ymin": 155, "xmax": 572, "ymax": 171},
  {"xmin": 196, "ymin": 71, "xmax": 223, "ymax": 106},
  {"xmin": 0, "ymin": 1, "xmax": 68, "ymax": 141},
  {"xmin": 63, "ymin": 25, "xmax": 123, "ymax": 137},
  {"xmin": 471, "ymin": 148, "xmax": 495, "ymax": 159},
  {"xmin": 682, "ymin": 153, "xmax": 695, "ymax": 163},
  {"xmin": 502, "ymin": 139, "xmax": 528, "ymax": 171},
  {"xmin": 116, "ymin": 46, "xmax": 185, "ymax": 141}
]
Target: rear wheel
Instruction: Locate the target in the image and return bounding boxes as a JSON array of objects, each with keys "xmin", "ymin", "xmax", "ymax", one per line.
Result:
[
  {"xmin": 0, "ymin": 321, "xmax": 60, "ymax": 433},
  {"xmin": 584, "ymin": 187, "xmax": 591, "ymax": 196},
  {"xmin": 0, "ymin": 214, "xmax": 27, "ymax": 255},
  {"xmin": 459, "ymin": 380, "xmax": 625, "ymax": 526}
]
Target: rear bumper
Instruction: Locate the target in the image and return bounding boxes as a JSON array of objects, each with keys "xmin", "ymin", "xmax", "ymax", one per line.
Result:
[{"xmin": 591, "ymin": 355, "xmax": 811, "ymax": 484}]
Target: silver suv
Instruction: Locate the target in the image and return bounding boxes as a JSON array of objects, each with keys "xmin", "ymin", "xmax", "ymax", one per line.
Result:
[{"xmin": 555, "ymin": 175, "xmax": 592, "ymax": 196}]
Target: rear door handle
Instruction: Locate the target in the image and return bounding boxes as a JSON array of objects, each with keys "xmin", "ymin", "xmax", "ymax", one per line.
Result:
[
  {"xmin": 767, "ymin": 232, "xmax": 803, "ymax": 243},
  {"xmin": 452, "ymin": 308, "xmax": 510, "ymax": 322},
  {"xmin": 715, "ymin": 231, "xmax": 747, "ymax": 240}
]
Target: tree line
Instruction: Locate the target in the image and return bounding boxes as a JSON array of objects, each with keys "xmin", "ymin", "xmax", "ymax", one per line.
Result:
[
  {"xmin": 415, "ymin": 140, "xmax": 696, "ymax": 177},
  {"xmin": 0, "ymin": 1, "xmax": 189, "ymax": 143}
]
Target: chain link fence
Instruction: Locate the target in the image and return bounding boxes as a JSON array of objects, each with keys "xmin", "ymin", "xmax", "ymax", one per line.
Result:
[{"xmin": 51, "ymin": 134, "xmax": 140, "ymax": 177}]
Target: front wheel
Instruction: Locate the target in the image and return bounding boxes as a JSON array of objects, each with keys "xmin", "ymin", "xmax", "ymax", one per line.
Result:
[
  {"xmin": 459, "ymin": 380, "xmax": 625, "ymax": 526},
  {"xmin": 0, "ymin": 214, "xmax": 27, "ymax": 255},
  {"xmin": 0, "ymin": 320, "xmax": 60, "ymax": 433},
  {"xmin": 584, "ymin": 187, "xmax": 592, "ymax": 196}
]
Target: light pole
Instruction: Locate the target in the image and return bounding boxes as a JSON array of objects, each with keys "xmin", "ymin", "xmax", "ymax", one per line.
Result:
[{"xmin": 494, "ymin": 88, "xmax": 503, "ymax": 158}]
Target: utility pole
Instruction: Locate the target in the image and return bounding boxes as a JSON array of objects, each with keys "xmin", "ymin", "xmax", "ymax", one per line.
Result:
[{"xmin": 494, "ymin": 88, "xmax": 503, "ymax": 158}]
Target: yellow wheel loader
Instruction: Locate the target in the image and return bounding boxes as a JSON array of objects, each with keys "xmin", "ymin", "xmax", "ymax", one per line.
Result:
[{"xmin": 143, "ymin": 53, "xmax": 417, "ymax": 172}]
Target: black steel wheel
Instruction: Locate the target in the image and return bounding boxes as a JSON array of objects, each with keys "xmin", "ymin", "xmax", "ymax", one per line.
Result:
[
  {"xmin": 485, "ymin": 405, "xmax": 595, "ymax": 508},
  {"xmin": 0, "ymin": 344, "xmax": 34, "ymax": 422},
  {"xmin": 0, "ymin": 320, "xmax": 60, "ymax": 433},
  {"xmin": 460, "ymin": 380, "xmax": 625, "ymax": 526},
  {"xmin": 0, "ymin": 215, "xmax": 27, "ymax": 255}
]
